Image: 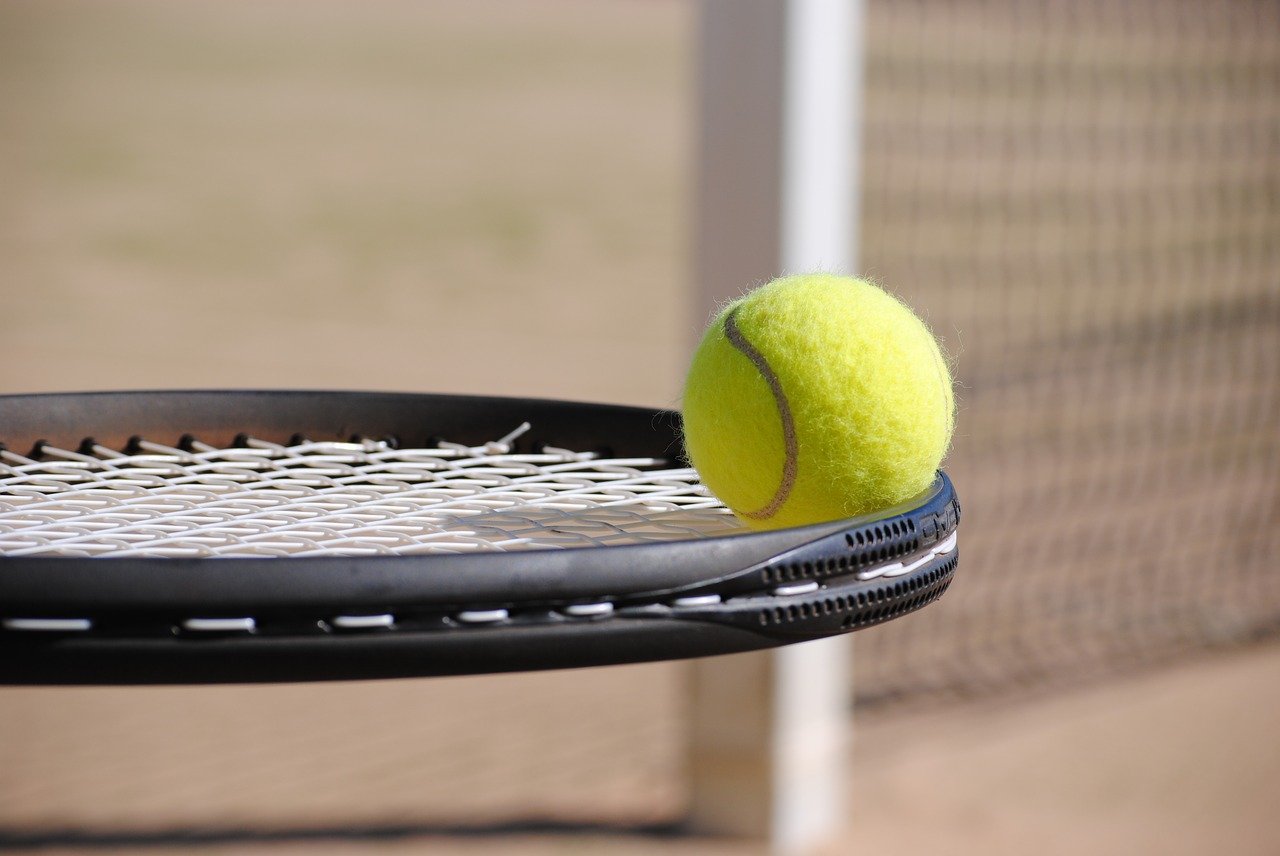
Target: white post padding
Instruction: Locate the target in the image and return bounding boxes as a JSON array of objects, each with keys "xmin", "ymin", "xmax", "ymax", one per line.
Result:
[
  {"xmin": 773, "ymin": 1, "xmax": 859, "ymax": 851},
  {"xmin": 690, "ymin": 1, "xmax": 863, "ymax": 854}
]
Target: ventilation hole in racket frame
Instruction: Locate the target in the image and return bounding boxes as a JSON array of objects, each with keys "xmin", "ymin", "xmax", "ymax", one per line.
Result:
[{"xmin": 754, "ymin": 552, "xmax": 957, "ymax": 632}]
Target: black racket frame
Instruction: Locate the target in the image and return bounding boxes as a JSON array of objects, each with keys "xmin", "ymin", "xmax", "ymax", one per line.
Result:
[{"xmin": 0, "ymin": 391, "xmax": 959, "ymax": 684}]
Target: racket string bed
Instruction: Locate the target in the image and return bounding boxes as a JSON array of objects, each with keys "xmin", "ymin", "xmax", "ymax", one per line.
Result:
[{"xmin": 0, "ymin": 426, "xmax": 745, "ymax": 558}]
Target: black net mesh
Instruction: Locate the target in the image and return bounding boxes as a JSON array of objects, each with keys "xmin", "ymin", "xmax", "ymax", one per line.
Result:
[{"xmin": 853, "ymin": 0, "xmax": 1280, "ymax": 710}]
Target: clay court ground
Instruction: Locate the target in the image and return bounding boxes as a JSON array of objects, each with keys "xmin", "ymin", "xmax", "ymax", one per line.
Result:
[{"xmin": 2, "ymin": 2, "xmax": 1278, "ymax": 853}]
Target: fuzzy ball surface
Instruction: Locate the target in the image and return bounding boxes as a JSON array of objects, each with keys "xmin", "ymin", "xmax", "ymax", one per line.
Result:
[{"xmin": 682, "ymin": 273, "xmax": 954, "ymax": 530}]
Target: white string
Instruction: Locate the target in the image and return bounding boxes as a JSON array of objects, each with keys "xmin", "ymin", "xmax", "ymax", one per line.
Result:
[{"xmin": 0, "ymin": 430, "xmax": 744, "ymax": 557}]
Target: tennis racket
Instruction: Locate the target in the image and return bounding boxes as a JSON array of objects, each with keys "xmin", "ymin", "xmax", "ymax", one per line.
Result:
[{"xmin": 0, "ymin": 390, "xmax": 959, "ymax": 685}]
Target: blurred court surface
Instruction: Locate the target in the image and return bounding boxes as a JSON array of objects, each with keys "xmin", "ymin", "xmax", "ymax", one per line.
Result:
[{"xmin": 2, "ymin": 2, "xmax": 1278, "ymax": 854}]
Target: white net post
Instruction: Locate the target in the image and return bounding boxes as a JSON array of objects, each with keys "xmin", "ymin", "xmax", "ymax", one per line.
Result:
[{"xmin": 689, "ymin": 1, "xmax": 861, "ymax": 853}]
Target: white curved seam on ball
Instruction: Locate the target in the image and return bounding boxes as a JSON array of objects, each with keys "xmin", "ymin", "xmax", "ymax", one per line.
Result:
[{"xmin": 722, "ymin": 307, "xmax": 799, "ymax": 521}]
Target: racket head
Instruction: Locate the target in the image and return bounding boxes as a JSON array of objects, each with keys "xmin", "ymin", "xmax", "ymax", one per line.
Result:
[{"xmin": 0, "ymin": 390, "xmax": 959, "ymax": 684}]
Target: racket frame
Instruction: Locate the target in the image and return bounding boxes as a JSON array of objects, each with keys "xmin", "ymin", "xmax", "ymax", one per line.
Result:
[{"xmin": 0, "ymin": 390, "xmax": 959, "ymax": 684}]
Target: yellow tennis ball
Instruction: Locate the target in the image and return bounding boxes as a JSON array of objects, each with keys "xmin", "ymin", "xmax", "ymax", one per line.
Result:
[{"xmin": 682, "ymin": 273, "xmax": 954, "ymax": 530}]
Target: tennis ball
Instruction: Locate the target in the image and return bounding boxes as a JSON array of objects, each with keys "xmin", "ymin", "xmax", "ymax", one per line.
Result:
[{"xmin": 682, "ymin": 273, "xmax": 954, "ymax": 530}]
